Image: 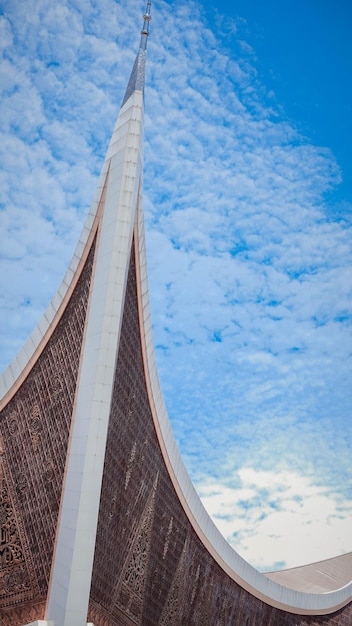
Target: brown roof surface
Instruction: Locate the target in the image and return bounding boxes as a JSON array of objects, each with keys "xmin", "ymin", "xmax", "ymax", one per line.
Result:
[{"xmin": 265, "ymin": 552, "xmax": 352, "ymax": 593}]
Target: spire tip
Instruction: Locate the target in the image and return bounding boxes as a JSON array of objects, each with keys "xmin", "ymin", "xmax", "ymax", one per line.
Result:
[
  {"xmin": 140, "ymin": 1, "xmax": 152, "ymax": 50},
  {"xmin": 121, "ymin": 2, "xmax": 151, "ymax": 107}
]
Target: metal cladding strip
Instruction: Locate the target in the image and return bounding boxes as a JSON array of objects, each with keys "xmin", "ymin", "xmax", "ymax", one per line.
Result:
[
  {"xmin": 133, "ymin": 197, "xmax": 352, "ymax": 617},
  {"xmin": 45, "ymin": 89, "xmax": 144, "ymax": 626}
]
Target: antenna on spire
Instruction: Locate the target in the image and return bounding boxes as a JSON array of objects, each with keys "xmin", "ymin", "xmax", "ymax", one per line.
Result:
[
  {"xmin": 140, "ymin": 1, "xmax": 152, "ymax": 51},
  {"xmin": 121, "ymin": 1, "xmax": 151, "ymax": 107}
]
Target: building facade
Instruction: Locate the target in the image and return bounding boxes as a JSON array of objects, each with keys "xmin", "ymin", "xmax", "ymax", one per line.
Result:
[{"xmin": 0, "ymin": 4, "xmax": 351, "ymax": 625}]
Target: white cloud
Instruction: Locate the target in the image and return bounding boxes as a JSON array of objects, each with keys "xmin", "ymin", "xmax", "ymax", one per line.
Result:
[{"xmin": 198, "ymin": 468, "xmax": 352, "ymax": 571}]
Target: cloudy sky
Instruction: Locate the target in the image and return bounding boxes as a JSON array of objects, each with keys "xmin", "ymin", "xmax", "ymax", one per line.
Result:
[{"xmin": 1, "ymin": 0, "xmax": 351, "ymax": 572}]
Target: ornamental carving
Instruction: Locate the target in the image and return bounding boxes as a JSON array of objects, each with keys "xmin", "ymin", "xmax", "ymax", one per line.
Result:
[
  {"xmin": 127, "ymin": 392, "xmax": 136, "ymax": 417},
  {"xmin": 140, "ymin": 439, "xmax": 147, "ymax": 462},
  {"xmin": 7, "ymin": 413, "xmax": 19, "ymax": 437},
  {"xmin": 17, "ymin": 473, "xmax": 28, "ymax": 494},
  {"xmin": 30, "ymin": 403, "xmax": 40, "ymax": 421},
  {"xmin": 125, "ymin": 441, "xmax": 137, "ymax": 490},
  {"xmin": 158, "ymin": 539, "xmax": 187, "ymax": 626},
  {"xmin": 0, "ymin": 478, "xmax": 31, "ymax": 604},
  {"xmin": 0, "ymin": 237, "xmax": 95, "ymax": 609},
  {"xmin": 113, "ymin": 476, "xmax": 158, "ymax": 623},
  {"xmin": 0, "ymin": 601, "xmax": 45, "ymax": 626},
  {"xmin": 29, "ymin": 403, "xmax": 42, "ymax": 451},
  {"xmin": 163, "ymin": 516, "xmax": 173, "ymax": 559},
  {"xmin": 51, "ymin": 374, "xmax": 62, "ymax": 397},
  {"xmin": 43, "ymin": 460, "xmax": 55, "ymax": 483}
]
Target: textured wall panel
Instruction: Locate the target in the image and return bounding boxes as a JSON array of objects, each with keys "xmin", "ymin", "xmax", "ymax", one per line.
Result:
[{"xmin": 0, "ymin": 239, "xmax": 96, "ymax": 624}]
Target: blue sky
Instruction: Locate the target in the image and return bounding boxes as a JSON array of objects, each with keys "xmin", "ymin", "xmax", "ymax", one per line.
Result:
[
  {"xmin": 212, "ymin": 0, "xmax": 352, "ymax": 203},
  {"xmin": 0, "ymin": 0, "xmax": 351, "ymax": 572}
]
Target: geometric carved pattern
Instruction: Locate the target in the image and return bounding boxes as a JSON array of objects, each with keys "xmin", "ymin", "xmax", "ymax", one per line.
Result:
[
  {"xmin": 16, "ymin": 472, "xmax": 28, "ymax": 494},
  {"xmin": 0, "ymin": 477, "xmax": 31, "ymax": 607},
  {"xmin": 51, "ymin": 374, "xmax": 62, "ymax": 398},
  {"xmin": 7, "ymin": 413, "xmax": 19, "ymax": 437},
  {"xmin": 29, "ymin": 402, "xmax": 42, "ymax": 451},
  {"xmin": 163, "ymin": 516, "xmax": 173, "ymax": 559},
  {"xmin": 158, "ymin": 537, "xmax": 187, "ymax": 626},
  {"xmin": 0, "ymin": 601, "xmax": 45, "ymax": 626},
  {"xmin": 0, "ymin": 236, "xmax": 96, "ymax": 613},
  {"xmin": 125, "ymin": 440, "xmax": 137, "ymax": 491},
  {"xmin": 113, "ymin": 475, "xmax": 158, "ymax": 624}
]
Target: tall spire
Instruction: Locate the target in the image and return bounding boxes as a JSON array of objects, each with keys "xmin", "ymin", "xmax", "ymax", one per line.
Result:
[
  {"xmin": 140, "ymin": 0, "xmax": 152, "ymax": 50},
  {"xmin": 45, "ymin": 5, "xmax": 150, "ymax": 626},
  {"xmin": 122, "ymin": 1, "xmax": 152, "ymax": 107}
]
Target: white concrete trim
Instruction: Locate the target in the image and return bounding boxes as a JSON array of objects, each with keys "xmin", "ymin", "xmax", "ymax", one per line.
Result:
[
  {"xmin": 24, "ymin": 621, "xmax": 54, "ymax": 626},
  {"xmin": 46, "ymin": 90, "xmax": 145, "ymax": 626},
  {"xmin": 134, "ymin": 201, "xmax": 352, "ymax": 616},
  {"xmin": 24, "ymin": 622, "xmax": 93, "ymax": 626}
]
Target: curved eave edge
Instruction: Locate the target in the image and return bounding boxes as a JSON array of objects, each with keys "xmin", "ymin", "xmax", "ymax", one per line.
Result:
[
  {"xmin": 0, "ymin": 89, "xmax": 143, "ymax": 409},
  {"xmin": 0, "ymin": 161, "xmax": 109, "ymax": 409},
  {"xmin": 133, "ymin": 206, "xmax": 352, "ymax": 616}
]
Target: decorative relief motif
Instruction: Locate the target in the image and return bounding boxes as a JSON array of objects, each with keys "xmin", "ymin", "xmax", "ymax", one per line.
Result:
[
  {"xmin": 128, "ymin": 392, "xmax": 136, "ymax": 417},
  {"xmin": 0, "ymin": 435, "xmax": 4, "ymax": 481},
  {"xmin": 7, "ymin": 413, "xmax": 19, "ymax": 437},
  {"xmin": 140, "ymin": 439, "xmax": 148, "ymax": 463},
  {"xmin": 0, "ymin": 601, "xmax": 45, "ymax": 626},
  {"xmin": 158, "ymin": 538, "xmax": 188, "ymax": 626},
  {"xmin": 16, "ymin": 473, "xmax": 28, "ymax": 494},
  {"xmin": 113, "ymin": 475, "xmax": 158, "ymax": 623},
  {"xmin": 124, "ymin": 531, "xmax": 148, "ymax": 596},
  {"xmin": 125, "ymin": 441, "xmax": 137, "ymax": 491},
  {"xmin": 43, "ymin": 460, "xmax": 55, "ymax": 483},
  {"xmin": 29, "ymin": 402, "xmax": 42, "ymax": 451},
  {"xmin": 0, "ymin": 478, "xmax": 31, "ymax": 605},
  {"xmin": 51, "ymin": 374, "xmax": 62, "ymax": 397},
  {"xmin": 0, "ymin": 237, "xmax": 97, "ymax": 603},
  {"xmin": 163, "ymin": 516, "xmax": 173, "ymax": 559}
]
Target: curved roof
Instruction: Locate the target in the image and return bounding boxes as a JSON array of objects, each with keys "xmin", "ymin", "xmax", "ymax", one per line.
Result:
[
  {"xmin": 265, "ymin": 552, "xmax": 352, "ymax": 593},
  {"xmin": 1, "ymin": 199, "xmax": 352, "ymax": 616},
  {"xmin": 1, "ymin": 2, "xmax": 351, "ymax": 618},
  {"xmin": 134, "ymin": 199, "xmax": 352, "ymax": 616}
]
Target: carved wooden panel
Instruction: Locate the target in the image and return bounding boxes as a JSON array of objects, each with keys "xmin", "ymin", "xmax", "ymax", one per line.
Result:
[
  {"xmin": 0, "ymin": 600, "xmax": 45, "ymax": 626},
  {"xmin": 0, "ymin": 476, "xmax": 34, "ymax": 608},
  {"xmin": 0, "ymin": 237, "xmax": 96, "ymax": 616}
]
